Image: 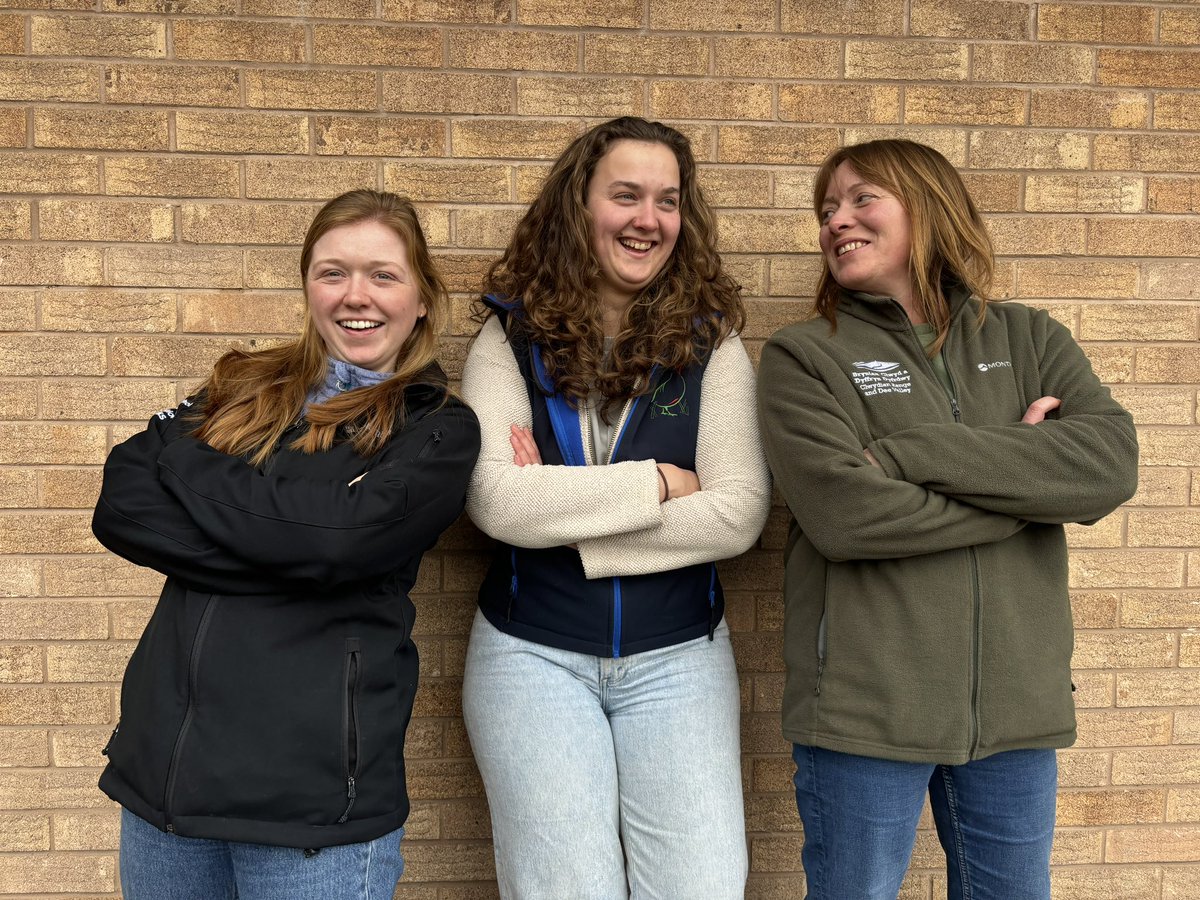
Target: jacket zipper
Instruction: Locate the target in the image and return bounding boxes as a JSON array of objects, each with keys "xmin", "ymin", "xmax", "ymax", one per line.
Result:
[
  {"xmin": 604, "ymin": 394, "xmax": 641, "ymax": 659},
  {"xmin": 815, "ymin": 608, "xmax": 828, "ymax": 696},
  {"xmin": 416, "ymin": 427, "xmax": 442, "ymax": 459},
  {"xmin": 163, "ymin": 594, "xmax": 219, "ymax": 832},
  {"xmin": 337, "ymin": 639, "xmax": 362, "ymax": 824},
  {"xmin": 507, "ymin": 547, "xmax": 518, "ymax": 622},
  {"xmin": 707, "ymin": 563, "xmax": 717, "ymax": 640}
]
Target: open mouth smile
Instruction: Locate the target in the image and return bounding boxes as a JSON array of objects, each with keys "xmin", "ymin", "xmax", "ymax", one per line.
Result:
[
  {"xmin": 339, "ymin": 320, "xmax": 383, "ymax": 331},
  {"xmin": 836, "ymin": 240, "xmax": 869, "ymax": 257},
  {"xmin": 618, "ymin": 237, "xmax": 655, "ymax": 253}
]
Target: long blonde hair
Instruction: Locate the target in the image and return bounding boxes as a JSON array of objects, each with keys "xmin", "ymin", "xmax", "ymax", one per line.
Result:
[
  {"xmin": 812, "ymin": 139, "xmax": 995, "ymax": 355},
  {"xmin": 191, "ymin": 189, "xmax": 448, "ymax": 466}
]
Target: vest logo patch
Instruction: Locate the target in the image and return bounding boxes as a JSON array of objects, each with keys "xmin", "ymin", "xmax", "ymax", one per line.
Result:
[
  {"xmin": 977, "ymin": 360, "xmax": 1013, "ymax": 372},
  {"xmin": 650, "ymin": 371, "xmax": 689, "ymax": 417},
  {"xmin": 852, "ymin": 361, "xmax": 912, "ymax": 396}
]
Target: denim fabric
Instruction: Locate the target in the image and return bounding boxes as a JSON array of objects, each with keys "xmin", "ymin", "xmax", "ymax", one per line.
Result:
[
  {"xmin": 792, "ymin": 744, "xmax": 1056, "ymax": 900},
  {"xmin": 462, "ymin": 611, "xmax": 746, "ymax": 900},
  {"xmin": 119, "ymin": 808, "xmax": 404, "ymax": 900}
]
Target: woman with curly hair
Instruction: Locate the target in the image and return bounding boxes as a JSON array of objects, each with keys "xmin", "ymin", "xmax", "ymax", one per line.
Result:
[{"xmin": 461, "ymin": 116, "xmax": 771, "ymax": 898}]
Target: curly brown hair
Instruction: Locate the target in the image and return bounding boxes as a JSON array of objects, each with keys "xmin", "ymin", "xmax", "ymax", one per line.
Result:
[
  {"xmin": 190, "ymin": 189, "xmax": 449, "ymax": 467},
  {"xmin": 479, "ymin": 117, "xmax": 744, "ymax": 416}
]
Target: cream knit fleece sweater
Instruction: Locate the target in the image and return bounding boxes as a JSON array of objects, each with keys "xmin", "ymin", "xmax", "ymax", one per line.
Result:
[{"xmin": 462, "ymin": 316, "xmax": 772, "ymax": 580}]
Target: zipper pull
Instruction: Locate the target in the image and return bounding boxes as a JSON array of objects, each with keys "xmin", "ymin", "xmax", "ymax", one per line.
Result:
[
  {"xmin": 100, "ymin": 725, "xmax": 119, "ymax": 757},
  {"xmin": 950, "ymin": 397, "xmax": 962, "ymax": 423},
  {"xmin": 708, "ymin": 588, "xmax": 717, "ymax": 641},
  {"xmin": 814, "ymin": 658, "xmax": 825, "ymax": 696},
  {"xmin": 336, "ymin": 776, "xmax": 357, "ymax": 824}
]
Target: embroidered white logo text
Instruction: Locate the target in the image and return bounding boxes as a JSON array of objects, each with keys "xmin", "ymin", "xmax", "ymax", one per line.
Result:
[
  {"xmin": 977, "ymin": 360, "xmax": 1013, "ymax": 372},
  {"xmin": 852, "ymin": 361, "xmax": 912, "ymax": 396}
]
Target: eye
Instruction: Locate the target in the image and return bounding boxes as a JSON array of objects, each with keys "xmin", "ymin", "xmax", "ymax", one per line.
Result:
[
  {"xmin": 819, "ymin": 208, "xmax": 835, "ymax": 225},
  {"xmin": 614, "ymin": 191, "xmax": 636, "ymax": 202},
  {"xmin": 315, "ymin": 268, "xmax": 343, "ymax": 280},
  {"xmin": 855, "ymin": 192, "xmax": 878, "ymax": 205},
  {"xmin": 659, "ymin": 196, "xmax": 679, "ymax": 210},
  {"xmin": 374, "ymin": 271, "xmax": 396, "ymax": 282}
]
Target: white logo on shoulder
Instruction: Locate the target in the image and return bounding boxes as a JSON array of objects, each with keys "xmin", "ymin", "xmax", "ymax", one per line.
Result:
[
  {"xmin": 154, "ymin": 397, "xmax": 194, "ymax": 420},
  {"xmin": 851, "ymin": 360, "xmax": 911, "ymax": 396},
  {"xmin": 977, "ymin": 360, "xmax": 1013, "ymax": 372}
]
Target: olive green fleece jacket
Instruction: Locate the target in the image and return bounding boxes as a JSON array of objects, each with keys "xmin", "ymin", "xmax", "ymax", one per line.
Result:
[{"xmin": 757, "ymin": 288, "xmax": 1138, "ymax": 764}]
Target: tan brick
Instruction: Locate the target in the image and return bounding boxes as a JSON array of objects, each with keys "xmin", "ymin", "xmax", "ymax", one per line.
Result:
[
  {"xmin": 969, "ymin": 130, "xmax": 1088, "ymax": 170},
  {"xmin": 1093, "ymin": 220, "xmax": 1200, "ymax": 258},
  {"xmin": 1083, "ymin": 306, "xmax": 1195, "ymax": 342},
  {"xmin": 1070, "ymin": 550, "xmax": 1183, "ymax": 589},
  {"xmin": 1096, "ymin": 134, "xmax": 1200, "ymax": 174},
  {"xmin": 781, "ymin": 0, "xmax": 903, "ymax": 34},
  {"xmin": 312, "ymin": 24, "xmax": 442, "ymax": 67},
  {"xmin": 0, "ymin": 812, "xmax": 51, "ymax": 852},
  {"xmin": 0, "ymin": 473, "xmax": 39, "ymax": 510},
  {"xmin": 0, "ymin": 13, "xmax": 21, "ymax": 53},
  {"xmin": 1025, "ymin": 175, "xmax": 1143, "ymax": 214},
  {"xmin": 0, "ymin": 685, "xmax": 110, "ymax": 725},
  {"xmin": 246, "ymin": 158, "xmax": 377, "ymax": 201},
  {"xmin": 847, "ymin": 40, "xmax": 968, "ymax": 81},
  {"xmin": 1050, "ymin": 867, "xmax": 1162, "ymax": 898},
  {"xmin": 315, "ymin": 115, "xmax": 443, "ymax": 157},
  {"xmin": 903, "ymin": 86, "xmax": 1023, "ymax": 126},
  {"xmin": 1030, "ymin": 88, "xmax": 1148, "ymax": 130},
  {"xmin": 0, "ymin": 768, "xmax": 110, "ymax": 808},
  {"xmin": 1118, "ymin": 673, "xmax": 1200, "ymax": 709},
  {"xmin": 1164, "ymin": 868, "xmax": 1200, "ymax": 900},
  {"xmin": 1161, "ymin": 9, "xmax": 1200, "ymax": 46},
  {"xmin": 700, "ymin": 168, "xmax": 771, "ymax": 208},
  {"xmin": 0, "ymin": 106, "xmax": 23, "ymax": 151},
  {"xmin": 1108, "ymin": 826, "xmax": 1200, "ymax": 863},
  {"xmin": 1126, "ymin": 468, "xmax": 1190, "ymax": 507},
  {"xmin": 244, "ymin": 68, "xmax": 376, "ymax": 113},
  {"xmin": 716, "ymin": 213, "xmax": 814, "ymax": 255},
  {"xmin": 911, "ymin": 0, "xmax": 1030, "ymax": 39},
  {"xmin": 520, "ymin": 76, "xmax": 642, "ymax": 117},
  {"xmin": 451, "ymin": 118, "xmax": 579, "ymax": 160},
  {"xmin": 0, "ymin": 291, "xmax": 35, "ymax": 332},
  {"xmin": 0, "ymin": 510, "xmax": 100, "ymax": 554},
  {"xmin": 35, "ymin": 107, "xmax": 166, "ymax": 152},
  {"xmin": 454, "ymin": 207, "xmax": 523, "ymax": 251},
  {"xmin": 180, "ymin": 291, "xmax": 303, "ymax": 335},
  {"xmin": 104, "ymin": 63, "xmax": 238, "ymax": 107},
  {"xmin": 383, "ymin": 0, "xmax": 509, "ymax": 22},
  {"xmin": 109, "ymin": 335, "xmax": 246, "ymax": 377},
  {"xmin": 46, "ymin": 643, "xmax": 133, "ymax": 683},
  {"xmin": 843, "ymin": 126, "xmax": 967, "ymax": 166},
  {"xmin": 714, "ymin": 37, "xmax": 841, "ymax": 80},
  {"xmin": 584, "ymin": 33, "xmax": 707, "ymax": 76},
  {"xmin": 1155, "ymin": 93, "xmax": 1200, "ymax": 132},
  {"xmin": 401, "ymin": 840, "xmax": 495, "ymax": 880},
  {"xmin": 0, "ymin": 60, "xmax": 99, "ymax": 102},
  {"xmin": 1129, "ymin": 510, "xmax": 1200, "ymax": 549},
  {"xmin": 1177, "ymin": 709, "xmax": 1200, "ymax": 743},
  {"xmin": 1137, "ymin": 430, "xmax": 1200, "ymax": 466},
  {"xmin": 1168, "ymin": 788, "xmax": 1200, "ymax": 821},
  {"xmin": 957, "ymin": 173, "xmax": 1020, "ymax": 212},
  {"xmin": 1070, "ymin": 591, "xmax": 1119, "ymax": 629},
  {"xmin": 1015, "ymin": 262, "xmax": 1137, "ymax": 301},
  {"xmin": 1075, "ymin": 631, "xmax": 1176, "ymax": 669},
  {"xmin": 1137, "ymin": 348, "xmax": 1200, "ymax": 385},
  {"xmin": 0, "ymin": 646, "xmax": 42, "ymax": 684},
  {"xmin": 1072, "ymin": 670, "xmax": 1115, "ymax": 709},
  {"xmin": 382, "ymin": 71, "xmax": 511, "ymax": 115},
  {"xmin": 0, "ymin": 730, "xmax": 49, "ymax": 767},
  {"xmin": 973, "ymin": 44, "xmax": 1093, "ymax": 84},
  {"xmin": 31, "ymin": 15, "xmax": 165, "ymax": 58},
  {"xmin": 449, "ymin": 29, "xmax": 576, "ymax": 71},
  {"xmin": 0, "ymin": 853, "xmax": 116, "ymax": 893},
  {"xmin": 0, "ymin": 243, "xmax": 103, "ymax": 287},
  {"xmin": 181, "ymin": 202, "xmax": 317, "ymax": 246},
  {"xmin": 0, "ymin": 379, "xmax": 36, "ymax": 419},
  {"xmin": 42, "ymin": 289, "xmax": 176, "ymax": 333},
  {"xmin": 44, "ymin": 556, "xmax": 163, "ymax": 598},
  {"xmin": 39, "ymin": 199, "xmax": 173, "ymax": 243},
  {"xmin": 110, "ymin": 600, "xmax": 156, "ymax": 641},
  {"xmin": 52, "ymin": 809, "xmax": 120, "ymax": 851},
  {"xmin": 781, "ymin": 84, "xmax": 899, "ymax": 125},
  {"xmin": 1039, "ymin": 4, "xmax": 1154, "ymax": 43},
  {"xmin": 653, "ymin": 0, "xmax": 775, "ymax": 31},
  {"xmin": 0, "ymin": 152, "xmax": 99, "ymax": 194},
  {"xmin": 245, "ymin": 248, "xmax": 299, "ymax": 289},
  {"xmin": 1102, "ymin": 50, "xmax": 1200, "ymax": 89},
  {"xmin": 42, "ymin": 380, "xmax": 176, "ymax": 422},
  {"xmin": 722, "ymin": 256, "xmax": 767, "ymax": 297},
  {"xmin": 718, "ymin": 126, "xmax": 838, "ymax": 166},
  {"xmin": 104, "ymin": 156, "xmax": 239, "ymax": 199},
  {"xmin": 1144, "ymin": 262, "xmax": 1200, "ymax": 301},
  {"xmin": 102, "ymin": 0, "xmax": 233, "ymax": 9},
  {"xmin": 651, "ymin": 79, "xmax": 771, "ymax": 121},
  {"xmin": 39, "ymin": 468, "xmax": 104, "ymax": 510},
  {"xmin": 1066, "ymin": 511, "xmax": 1123, "ymax": 549},
  {"xmin": 1183, "ymin": 634, "xmax": 1200, "ymax": 668},
  {"xmin": 519, "ymin": 0, "xmax": 640, "ymax": 26},
  {"xmin": 1051, "ymin": 827, "xmax": 1104, "ymax": 864},
  {"xmin": 1108, "ymin": 388, "xmax": 1194, "ymax": 426},
  {"xmin": 108, "ymin": 246, "xmax": 242, "ymax": 290},
  {"xmin": 1057, "ymin": 787, "xmax": 1165, "ymax": 826},
  {"xmin": 177, "ymin": 111, "xmax": 308, "ymax": 155},
  {"xmin": 241, "ymin": 0, "xmax": 368, "ymax": 14},
  {"xmin": 174, "ymin": 19, "xmax": 304, "ymax": 63},
  {"xmin": 988, "ymin": 216, "xmax": 1085, "ymax": 257},
  {"xmin": 0, "ymin": 338, "xmax": 106, "ymax": 379}
]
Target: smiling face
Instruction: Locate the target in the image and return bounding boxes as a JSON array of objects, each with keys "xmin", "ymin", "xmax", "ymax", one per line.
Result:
[
  {"xmin": 305, "ymin": 219, "xmax": 427, "ymax": 373},
  {"xmin": 818, "ymin": 161, "xmax": 915, "ymax": 306},
  {"xmin": 585, "ymin": 139, "xmax": 682, "ymax": 314}
]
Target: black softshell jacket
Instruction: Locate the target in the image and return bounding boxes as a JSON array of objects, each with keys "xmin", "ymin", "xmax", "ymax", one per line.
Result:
[{"xmin": 92, "ymin": 368, "xmax": 480, "ymax": 848}]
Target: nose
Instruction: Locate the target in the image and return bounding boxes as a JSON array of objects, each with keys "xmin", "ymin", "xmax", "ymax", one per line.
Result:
[
  {"xmin": 826, "ymin": 203, "xmax": 854, "ymax": 232},
  {"xmin": 343, "ymin": 273, "xmax": 370, "ymax": 306},
  {"xmin": 631, "ymin": 199, "xmax": 657, "ymax": 231}
]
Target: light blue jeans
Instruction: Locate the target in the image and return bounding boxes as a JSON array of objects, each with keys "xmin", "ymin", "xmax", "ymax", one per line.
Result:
[
  {"xmin": 793, "ymin": 744, "xmax": 1057, "ymax": 900},
  {"xmin": 462, "ymin": 611, "xmax": 747, "ymax": 900},
  {"xmin": 119, "ymin": 808, "xmax": 404, "ymax": 900}
]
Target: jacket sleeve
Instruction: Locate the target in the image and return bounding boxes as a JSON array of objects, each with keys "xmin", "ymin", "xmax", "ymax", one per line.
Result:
[
  {"xmin": 757, "ymin": 332, "xmax": 1028, "ymax": 562},
  {"xmin": 153, "ymin": 403, "xmax": 480, "ymax": 588},
  {"xmin": 462, "ymin": 316, "xmax": 664, "ymax": 548},
  {"xmin": 576, "ymin": 333, "xmax": 772, "ymax": 578},
  {"xmin": 92, "ymin": 403, "xmax": 300, "ymax": 595},
  {"xmin": 867, "ymin": 313, "xmax": 1139, "ymax": 525}
]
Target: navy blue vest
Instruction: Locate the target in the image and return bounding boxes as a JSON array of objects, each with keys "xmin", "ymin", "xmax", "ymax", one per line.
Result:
[{"xmin": 477, "ymin": 297, "xmax": 722, "ymax": 658}]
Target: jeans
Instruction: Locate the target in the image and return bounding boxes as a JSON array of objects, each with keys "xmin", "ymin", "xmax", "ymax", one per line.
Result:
[
  {"xmin": 792, "ymin": 744, "xmax": 1057, "ymax": 900},
  {"xmin": 462, "ymin": 611, "xmax": 746, "ymax": 900},
  {"xmin": 119, "ymin": 808, "xmax": 404, "ymax": 900}
]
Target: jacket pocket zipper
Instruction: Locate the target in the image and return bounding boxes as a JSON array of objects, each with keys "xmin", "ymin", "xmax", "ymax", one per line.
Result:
[
  {"xmin": 416, "ymin": 428, "xmax": 442, "ymax": 460},
  {"xmin": 337, "ymin": 639, "xmax": 362, "ymax": 824},
  {"xmin": 815, "ymin": 608, "xmax": 828, "ymax": 696}
]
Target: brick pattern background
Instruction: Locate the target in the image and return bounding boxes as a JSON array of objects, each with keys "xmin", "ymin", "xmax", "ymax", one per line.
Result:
[{"xmin": 0, "ymin": 2, "xmax": 1196, "ymax": 897}]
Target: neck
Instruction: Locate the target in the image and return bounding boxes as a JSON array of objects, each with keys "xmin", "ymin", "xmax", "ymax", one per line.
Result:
[{"xmin": 598, "ymin": 289, "xmax": 632, "ymax": 337}]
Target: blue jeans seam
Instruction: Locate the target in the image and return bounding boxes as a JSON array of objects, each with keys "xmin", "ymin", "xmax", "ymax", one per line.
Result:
[
  {"xmin": 804, "ymin": 746, "xmax": 825, "ymax": 898},
  {"xmin": 938, "ymin": 765, "xmax": 972, "ymax": 900}
]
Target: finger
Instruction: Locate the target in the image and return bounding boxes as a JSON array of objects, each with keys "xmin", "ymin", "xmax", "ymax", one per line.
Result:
[{"xmin": 1022, "ymin": 395, "xmax": 1062, "ymax": 425}]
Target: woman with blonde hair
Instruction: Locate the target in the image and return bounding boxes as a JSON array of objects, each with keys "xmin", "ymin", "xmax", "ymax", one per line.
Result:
[
  {"xmin": 758, "ymin": 139, "xmax": 1138, "ymax": 899},
  {"xmin": 461, "ymin": 116, "xmax": 771, "ymax": 898},
  {"xmin": 93, "ymin": 189, "xmax": 479, "ymax": 899}
]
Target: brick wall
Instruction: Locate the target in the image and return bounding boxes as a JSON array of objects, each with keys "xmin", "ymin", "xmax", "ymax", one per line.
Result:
[{"xmin": 0, "ymin": 2, "xmax": 1196, "ymax": 897}]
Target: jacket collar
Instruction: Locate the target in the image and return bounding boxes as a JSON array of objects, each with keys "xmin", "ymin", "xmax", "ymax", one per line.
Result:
[{"xmin": 835, "ymin": 280, "xmax": 974, "ymax": 331}]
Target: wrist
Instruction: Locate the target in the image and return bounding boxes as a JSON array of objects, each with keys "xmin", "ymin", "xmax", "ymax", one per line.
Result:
[{"xmin": 656, "ymin": 465, "xmax": 669, "ymax": 503}]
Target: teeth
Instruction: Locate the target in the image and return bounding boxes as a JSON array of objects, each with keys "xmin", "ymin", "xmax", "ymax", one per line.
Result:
[
  {"xmin": 340, "ymin": 320, "xmax": 381, "ymax": 330},
  {"xmin": 837, "ymin": 241, "xmax": 867, "ymax": 256},
  {"xmin": 619, "ymin": 238, "xmax": 652, "ymax": 251}
]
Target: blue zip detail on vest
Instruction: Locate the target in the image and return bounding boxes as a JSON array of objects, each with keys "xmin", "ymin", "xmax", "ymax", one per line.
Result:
[
  {"xmin": 612, "ymin": 577, "xmax": 623, "ymax": 658},
  {"xmin": 708, "ymin": 563, "xmax": 717, "ymax": 640},
  {"xmin": 507, "ymin": 547, "xmax": 518, "ymax": 622},
  {"xmin": 531, "ymin": 349, "xmax": 587, "ymax": 467}
]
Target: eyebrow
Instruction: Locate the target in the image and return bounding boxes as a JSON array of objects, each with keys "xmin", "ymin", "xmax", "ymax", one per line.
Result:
[
  {"xmin": 608, "ymin": 180, "xmax": 680, "ymax": 194},
  {"xmin": 821, "ymin": 181, "xmax": 876, "ymax": 206}
]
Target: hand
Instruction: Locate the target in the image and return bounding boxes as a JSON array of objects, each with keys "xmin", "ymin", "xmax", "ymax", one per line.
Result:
[
  {"xmin": 510, "ymin": 425, "xmax": 543, "ymax": 466},
  {"xmin": 1022, "ymin": 396, "xmax": 1061, "ymax": 425},
  {"xmin": 657, "ymin": 463, "xmax": 700, "ymax": 501},
  {"xmin": 863, "ymin": 448, "xmax": 881, "ymax": 468}
]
